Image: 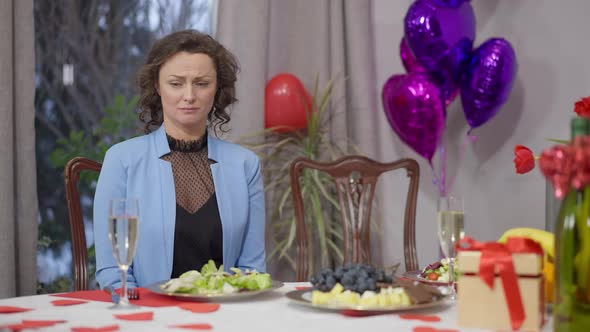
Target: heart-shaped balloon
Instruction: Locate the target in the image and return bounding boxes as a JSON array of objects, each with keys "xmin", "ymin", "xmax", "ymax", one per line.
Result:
[
  {"xmin": 430, "ymin": 0, "xmax": 470, "ymax": 8},
  {"xmin": 400, "ymin": 38, "xmax": 426, "ymax": 74},
  {"xmin": 265, "ymin": 73, "xmax": 312, "ymax": 132},
  {"xmin": 461, "ymin": 38, "xmax": 518, "ymax": 129},
  {"xmin": 404, "ymin": 0, "xmax": 475, "ymax": 100},
  {"xmin": 400, "ymin": 37, "xmax": 459, "ymax": 106},
  {"xmin": 382, "ymin": 73, "xmax": 445, "ymax": 162}
]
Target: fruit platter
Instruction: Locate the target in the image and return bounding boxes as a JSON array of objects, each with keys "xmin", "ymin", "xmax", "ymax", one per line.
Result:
[
  {"xmin": 147, "ymin": 260, "xmax": 283, "ymax": 301},
  {"xmin": 286, "ymin": 263, "xmax": 451, "ymax": 312}
]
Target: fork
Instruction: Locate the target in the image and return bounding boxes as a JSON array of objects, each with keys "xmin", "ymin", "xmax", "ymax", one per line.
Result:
[
  {"xmin": 104, "ymin": 287, "xmax": 139, "ymax": 303},
  {"xmin": 127, "ymin": 288, "xmax": 139, "ymax": 300}
]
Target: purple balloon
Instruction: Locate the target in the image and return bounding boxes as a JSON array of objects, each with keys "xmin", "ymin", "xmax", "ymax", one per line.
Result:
[
  {"xmin": 404, "ymin": 0, "xmax": 475, "ymax": 100},
  {"xmin": 430, "ymin": 0, "xmax": 470, "ymax": 8},
  {"xmin": 461, "ymin": 38, "xmax": 518, "ymax": 128},
  {"xmin": 400, "ymin": 38, "xmax": 426, "ymax": 73},
  {"xmin": 382, "ymin": 73, "xmax": 445, "ymax": 162}
]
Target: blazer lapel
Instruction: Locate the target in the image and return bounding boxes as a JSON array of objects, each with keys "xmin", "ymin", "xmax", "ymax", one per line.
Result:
[{"xmin": 154, "ymin": 125, "xmax": 175, "ymax": 276}]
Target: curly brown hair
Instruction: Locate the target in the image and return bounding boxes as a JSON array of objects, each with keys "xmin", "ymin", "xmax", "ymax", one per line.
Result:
[{"xmin": 137, "ymin": 30, "xmax": 239, "ymax": 134}]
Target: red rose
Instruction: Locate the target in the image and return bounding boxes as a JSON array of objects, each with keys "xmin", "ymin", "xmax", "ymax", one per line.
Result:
[
  {"xmin": 574, "ymin": 96, "xmax": 590, "ymax": 119},
  {"xmin": 514, "ymin": 145, "xmax": 535, "ymax": 174}
]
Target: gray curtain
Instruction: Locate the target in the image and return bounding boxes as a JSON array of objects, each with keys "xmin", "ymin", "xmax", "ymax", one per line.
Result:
[
  {"xmin": 0, "ymin": 0, "xmax": 38, "ymax": 298},
  {"xmin": 217, "ymin": 0, "xmax": 383, "ymax": 277},
  {"xmin": 217, "ymin": 0, "xmax": 379, "ymax": 154}
]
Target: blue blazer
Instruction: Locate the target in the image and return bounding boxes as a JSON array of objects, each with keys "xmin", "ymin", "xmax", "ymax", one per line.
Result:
[{"xmin": 93, "ymin": 125, "xmax": 266, "ymax": 289}]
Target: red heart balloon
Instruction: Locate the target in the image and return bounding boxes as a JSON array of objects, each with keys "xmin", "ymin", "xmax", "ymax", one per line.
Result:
[{"xmin": 265, "ymin": 73, "xmax": 312, "ymax": 133}]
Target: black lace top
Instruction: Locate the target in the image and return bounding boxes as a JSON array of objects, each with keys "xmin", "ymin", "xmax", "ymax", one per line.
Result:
[{"xmin": 161, "ymin": 133, "xmax": 223, "ymax": 277}]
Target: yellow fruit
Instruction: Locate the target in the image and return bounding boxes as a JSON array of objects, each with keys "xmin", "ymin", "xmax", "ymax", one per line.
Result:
[
  {"xmin": 498, "ymin": 227, "xmax": 554, "ymax": 259},
  {"xmin": 544, "ymin": 257, "xmax": 554, "ymax": 304}
]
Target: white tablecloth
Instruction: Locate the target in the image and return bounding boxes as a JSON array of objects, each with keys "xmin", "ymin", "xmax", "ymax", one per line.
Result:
[{"xmin": 0, "ymin": 283, "xmax": 551, "ymax": 331}]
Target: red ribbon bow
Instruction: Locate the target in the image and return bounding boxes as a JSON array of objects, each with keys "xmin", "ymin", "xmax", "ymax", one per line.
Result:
[{"xmin": 456, "ymin": 236, "xmax": 543, "ymax": 331}]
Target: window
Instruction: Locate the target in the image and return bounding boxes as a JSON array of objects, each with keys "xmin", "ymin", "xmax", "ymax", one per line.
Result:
[{"xmin": 34, "ymin": 0, "xmax": 216, "ymax": 292}]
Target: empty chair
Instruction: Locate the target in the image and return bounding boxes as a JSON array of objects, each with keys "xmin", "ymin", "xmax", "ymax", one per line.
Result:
[{"xmin": 290, "ymin": 155, "xmax": 420, "ymax": 281}]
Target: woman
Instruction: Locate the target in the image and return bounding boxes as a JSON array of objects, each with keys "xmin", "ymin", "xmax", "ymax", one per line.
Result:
[{"xmin": 93, "ymin": 30, "xmax": 266, "ymax": 289}]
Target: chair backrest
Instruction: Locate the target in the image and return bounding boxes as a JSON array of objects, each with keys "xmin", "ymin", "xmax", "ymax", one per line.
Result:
[
  {"xmin": 290, "ymin": 155, "xmax": 420, "ymax": 281},
  {"xmin": 64, "ymin": 157, "xmax": 102, "ymax": 291}
]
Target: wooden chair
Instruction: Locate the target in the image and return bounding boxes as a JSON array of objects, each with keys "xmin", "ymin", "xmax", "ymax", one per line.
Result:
[
  {"xmin": 290, "ymin": 155, "xmax": 420, "ymax": 281},
  {"xmin": 64, "ymin": 157, "xmax": 102, "ymax": 291}
]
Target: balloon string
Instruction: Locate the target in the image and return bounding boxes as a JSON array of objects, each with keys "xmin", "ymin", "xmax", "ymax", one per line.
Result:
[
  {"xmin": 430, "ymin": 162, "xmax": 442, "ymax": 197},
  {"xmin": 439, "ymin": 141, "xmax": 447, "ymax": 197},
  {"xmin": 445, "ymin": 131, "xmax": 477, "ymax": 196}
]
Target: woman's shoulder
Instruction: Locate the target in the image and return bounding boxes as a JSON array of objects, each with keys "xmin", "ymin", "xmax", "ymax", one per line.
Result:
[
  {"xmin": 107, "ymin": 134, "xmax": 151, "ymax": 155},
  {"xmin": 208, "ymin": 136, "xmax": 259, "ymax": 162}
]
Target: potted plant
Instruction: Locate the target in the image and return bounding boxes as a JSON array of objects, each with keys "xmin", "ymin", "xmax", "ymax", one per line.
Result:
[{"xmin": 241, "ymin": 76, "xmax": 351, "ymax": 278}]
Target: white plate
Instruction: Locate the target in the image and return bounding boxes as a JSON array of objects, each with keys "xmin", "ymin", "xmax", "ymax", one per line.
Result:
[
  {"xmin": 146, "ymin": 280, "xmax": 283, "ymax": 302},
  {"xmin": 286, "ymin": 289, "xmax": 452, "ymax": 313}
]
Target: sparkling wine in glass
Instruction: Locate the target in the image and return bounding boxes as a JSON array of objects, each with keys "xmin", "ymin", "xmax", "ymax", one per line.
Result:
[
  {"xmin": 108, "ymin": 198, "xmax": 139, "ymax": 308},
  {"xmin": 437, "ymin": 195, "xmax": 464, "ymax": 299}
]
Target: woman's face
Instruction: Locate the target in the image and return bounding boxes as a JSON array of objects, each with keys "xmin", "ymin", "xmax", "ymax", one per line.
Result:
[{"xmin": 157, "ymin": 51, "xmax": 217, "ymax": 139}]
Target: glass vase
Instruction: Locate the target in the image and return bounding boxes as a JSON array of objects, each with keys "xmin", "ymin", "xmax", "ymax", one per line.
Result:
[{"xmin": 554, "ymin": 188, "xmax": 590, "ymax": 332}]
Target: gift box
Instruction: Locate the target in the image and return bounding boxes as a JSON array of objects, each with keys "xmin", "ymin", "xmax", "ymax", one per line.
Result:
[{"xmin": 457, "ymin": 237, "xmax": 545, "ymax": 331}]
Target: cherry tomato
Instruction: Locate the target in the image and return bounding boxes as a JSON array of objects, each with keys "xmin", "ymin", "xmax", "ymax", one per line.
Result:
[{"xmin": 427, "ymin": 272, "xmax": 439, "ymax": 281}]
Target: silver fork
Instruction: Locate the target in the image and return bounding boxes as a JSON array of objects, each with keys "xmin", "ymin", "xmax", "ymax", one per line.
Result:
[{"xmin": 127, "ymin": 288, "xmax": 139, "ymax": 300}]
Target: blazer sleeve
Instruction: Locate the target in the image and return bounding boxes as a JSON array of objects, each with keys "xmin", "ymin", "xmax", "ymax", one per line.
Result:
[
  {"xmin": 93, "ymin": 147, "xmax": 138, "ymax": 289},
  {"xmin": 236, "ymin": 153, "xmax": 267, "ymax": 272}
]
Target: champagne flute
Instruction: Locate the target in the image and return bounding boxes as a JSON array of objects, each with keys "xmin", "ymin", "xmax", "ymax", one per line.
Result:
[
  {"xmin": 437, "ymin": 195, "xmax": 465, "ymax": 299},
  {"xmin": 108, "ymin": 198, "xmax": 140, "ymax": 308}
]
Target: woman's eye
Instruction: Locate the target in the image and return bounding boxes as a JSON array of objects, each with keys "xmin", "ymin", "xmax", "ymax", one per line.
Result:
[
  {"xmin": 195, "ymin": 82, "xmax": 209, "ymax": 87},
  {"xmin": 170, "ymin": 82, "xmax": 182, "ymax": 87}
]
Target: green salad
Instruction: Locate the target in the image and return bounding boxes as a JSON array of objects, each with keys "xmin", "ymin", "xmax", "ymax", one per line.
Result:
[{"xmin": 160, "ymin": 260, "xmax": 272, "ymax": 294}]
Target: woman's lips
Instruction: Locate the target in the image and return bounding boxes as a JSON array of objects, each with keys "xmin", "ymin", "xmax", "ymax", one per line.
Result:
[{"xmin": 178, "ymin": 107, "xmax": 200, "ymax": 112}]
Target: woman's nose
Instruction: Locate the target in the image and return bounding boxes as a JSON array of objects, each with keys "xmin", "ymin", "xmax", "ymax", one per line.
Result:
[{"xmin": 183, "ymin": 86, "xmax": 196, "ymax": 102}]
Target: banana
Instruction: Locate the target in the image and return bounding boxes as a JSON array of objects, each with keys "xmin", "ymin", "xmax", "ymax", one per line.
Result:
[{"xmin": 498, "ymin": 227, "xmax": 555, "ymax": 259}]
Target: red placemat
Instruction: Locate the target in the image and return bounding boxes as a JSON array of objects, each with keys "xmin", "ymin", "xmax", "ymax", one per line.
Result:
[{"xmin": 51, "ymin": 288, "xmax": 183, "ymax": 307}]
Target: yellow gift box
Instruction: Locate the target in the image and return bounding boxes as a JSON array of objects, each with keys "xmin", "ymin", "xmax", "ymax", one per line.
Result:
[{"xmin": 456, "ymin": 237, "xmax": 545, "ymax": 331}]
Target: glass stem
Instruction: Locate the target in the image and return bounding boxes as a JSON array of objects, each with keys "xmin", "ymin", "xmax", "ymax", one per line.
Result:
[
  {"xmin": 120, "ymin": 267, "xmax": 129, "ymax": 305},
  {"xmin": 448, "ymin": 259, "xmax": 456, "ymax": 299}
]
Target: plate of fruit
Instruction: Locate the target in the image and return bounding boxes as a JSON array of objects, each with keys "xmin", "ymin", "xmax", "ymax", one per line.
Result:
[
  {"xmin": 286, "ymin": 263, "xmax": 451, "ymax": 312},
  {"xmin": 401, "ymin": 258, "xmax": 458, "ymax": 286},
  {"xmin": 147, "ymin": 260, "xmax": 283, "ymax": 301}
]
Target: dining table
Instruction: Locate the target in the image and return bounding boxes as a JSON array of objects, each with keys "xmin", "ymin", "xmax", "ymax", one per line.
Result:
[{"xmin": 0, "ymin": 282, "xmax": 552, "ymax": 332}]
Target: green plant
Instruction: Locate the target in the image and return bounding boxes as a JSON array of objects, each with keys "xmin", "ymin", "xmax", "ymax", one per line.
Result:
[
  {"xmin": 49, "ymin": 94, "xmax": 139, "ymax": 170},
  {"xmin": 242, "ymin": 77, "xmax": 353, "ymax": 276}
]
